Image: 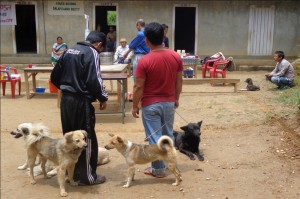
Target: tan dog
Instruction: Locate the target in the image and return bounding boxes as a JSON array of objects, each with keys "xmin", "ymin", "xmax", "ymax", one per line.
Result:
[
  {"xmin": 26, "ymin": 129, "xmax": 87, "ymax": 197},
  {"xmin": 105, "ymin": 134, "xmax": 182, "ymax": 188}
]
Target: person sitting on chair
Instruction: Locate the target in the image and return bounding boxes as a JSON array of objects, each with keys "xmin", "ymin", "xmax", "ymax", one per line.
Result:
[
  {"xmin": 114, "ymin": 38, "xmax": 133, "ymax": 64},
  {"xmin": 51, "ymin": 36, "xmax": 68, "ymax": 66}
]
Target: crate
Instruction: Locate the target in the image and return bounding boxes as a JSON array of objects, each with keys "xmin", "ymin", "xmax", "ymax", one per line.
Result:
[{"xmin": 183, "ymin": 69, "xmax": 194, "ymax": 78}]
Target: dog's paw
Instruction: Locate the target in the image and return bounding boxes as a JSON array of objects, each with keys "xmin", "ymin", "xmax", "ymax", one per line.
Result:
[
  {"xmin": 60, "ymin": 191, "xmax": 68, "ymax": 197},
  {"xmin": 70, "ymin": 181, "xmax": 78, "ymax": 186},
  {"xmin": 30, "ymin": 180, "xmax": 37, "ymax": 185},
  {"xmin": 122, "ymin": 183, "xmax": 130, "ymax": 188},
  {"xmin": 197, "ymin": 155, "xmax": 204, "ymax": 161},
  {"xmin": 18, "ymin": 165, "xmax": 27, "ymax": 170},
  {"xmin": 172, "ymin": 182, "xmax": 179, "ymax": 186},
  {"xmin": 47, "ymin": 169, "xmax": 58, "ymax": 177},
  {"xmin": 189, "ymin": 155, "xmax": 195, "ymax": 160}
]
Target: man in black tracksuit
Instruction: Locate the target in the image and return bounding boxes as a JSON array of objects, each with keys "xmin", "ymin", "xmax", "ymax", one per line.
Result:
[{"xmin": 51, "ymin": 31, "xmax": 108, "ymax": 185}]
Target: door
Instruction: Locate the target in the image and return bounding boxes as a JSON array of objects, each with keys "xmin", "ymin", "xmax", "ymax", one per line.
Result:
[
  {"xmin": 247, "ymin": 5, "xmax": 275, "ymax": 55},
  {"xmin": 174, "ymin": 6, "xmax": 196, "ymax": 54},
  {"xmin": 15, "ymin": 4, "xmax": 37, "ymax": 53}
]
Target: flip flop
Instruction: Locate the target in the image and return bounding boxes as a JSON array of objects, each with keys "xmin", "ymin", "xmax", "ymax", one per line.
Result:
[{"xmin": 144, "ymin": 167, "xmax": 165, "ymax": 178}]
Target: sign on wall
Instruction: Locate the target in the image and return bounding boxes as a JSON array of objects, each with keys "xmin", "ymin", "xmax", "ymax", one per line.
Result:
[
  {"xmin": 48, "ymin": 1, "xmax": 84, "ymax": 15},
  {"xmin": 0, "ymin": 2, "xmax": 16, "ymax": 25}
]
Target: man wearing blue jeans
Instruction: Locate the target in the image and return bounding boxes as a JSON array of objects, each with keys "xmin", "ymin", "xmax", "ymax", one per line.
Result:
[
  {"xmin": 132, "ymin": 22, "xmax": 183, "ymax": 178},
  {"xmin": 266, "ymin": 51, "xmax": 295, "ymax": 90}
]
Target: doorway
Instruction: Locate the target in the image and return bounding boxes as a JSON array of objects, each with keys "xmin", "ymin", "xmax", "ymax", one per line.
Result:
[
  {"xmin": 174, "ymin": 6, "xmax": 196, "ymax": 54},
  {"xmin": 95, "ymin": 5, "xmax": 117, "ymax": 52},
  {"xmin": 15, "ymin": 4, "xmax": 37, "ymax": 53}
]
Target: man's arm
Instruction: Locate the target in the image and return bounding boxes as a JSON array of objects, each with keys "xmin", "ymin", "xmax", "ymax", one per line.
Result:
[
  {"xmin": 132, "ymin": 77, "xmax": 145, "ymax": 118},
  {"xmin": 175, "ymin": 71, "xmax": 182, "ymax": 108}
]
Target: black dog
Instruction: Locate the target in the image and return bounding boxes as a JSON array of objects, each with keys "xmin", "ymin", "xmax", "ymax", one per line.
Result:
[
  {"xmin": 173, "ymin": 121, "xmax": 204, "ymax": 161},
  {"xmin": 245, "ymin": 78, "xmax": 260, "ymax": 91}
]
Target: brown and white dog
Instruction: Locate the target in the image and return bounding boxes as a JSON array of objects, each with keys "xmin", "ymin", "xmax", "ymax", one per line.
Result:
[
  {"xmin": 25, "ymin": 129, "xmax": 87, "ymax": 197},
  {"xmin": 105, "ymin": 134, "xmax": 182, "ymax": 188}
]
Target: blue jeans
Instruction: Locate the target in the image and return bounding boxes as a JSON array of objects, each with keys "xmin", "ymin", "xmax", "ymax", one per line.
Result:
[
  {"xmin": 132, "ymin": 54, "xmax": 144, "ymax": 82},
  {"xmin": 142, "ymin": 102, "xmax": 175, "ymax": 175},
  {"xmin": 270, "ymin": 76, "xmax": 293, "ymax": 88}
]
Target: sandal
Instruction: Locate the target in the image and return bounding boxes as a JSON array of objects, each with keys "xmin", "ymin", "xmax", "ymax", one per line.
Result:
[{"xmin": 144, "ymin": 167, "xmax": 165, "ymax": 178}]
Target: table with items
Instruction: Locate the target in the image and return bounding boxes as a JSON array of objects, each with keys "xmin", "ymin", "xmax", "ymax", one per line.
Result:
[{"xmin": 181, "ymin": 56, "xmax": 201, "ymax": 78}]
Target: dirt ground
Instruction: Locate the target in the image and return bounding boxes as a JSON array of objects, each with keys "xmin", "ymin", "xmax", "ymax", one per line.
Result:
[{"xmin": 1, "ymin": 70, "xmax": 300, "ymax": 199}]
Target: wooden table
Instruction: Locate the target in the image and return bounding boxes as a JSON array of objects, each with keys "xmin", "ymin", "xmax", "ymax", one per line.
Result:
[
  {"xmin": 182, "ymin": 57, "xmax": 201, "ymax": 78},
  {"xmin": 23, "ymin": 64, "xmax": 129, "ymax": 123},
  {"xmin": 23, "ymin": 66, "xmax": 54, "ymax": 99},
  {"xmin": 98, "ymin": 73, "xmax": 128, "ymax": 124}
]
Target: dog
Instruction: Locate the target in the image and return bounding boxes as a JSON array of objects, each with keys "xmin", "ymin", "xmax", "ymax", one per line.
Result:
[
  {"xmin": 10, "ymin": 123, "xmax": 55, "ymax": 172},
  {"xmin": 105, "ymin": 134, "xmax": 182, "ymax": 188},
  {"xmin": 245, "ymin": 78, "xmax": 260, "ymax": 91},
  {"xmin": 173, "ymin": 121, "xmax": 204, "ymax": 161},
  {"xmin": 26, "ymin": 128, "xmax": 87, "ymax": 197},
  {"xmin": 97, "ymin": 147, "xmax": 110, "ymax": 165}
]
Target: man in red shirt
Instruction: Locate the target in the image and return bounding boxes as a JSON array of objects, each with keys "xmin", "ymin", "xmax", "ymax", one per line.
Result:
[{"xmin": 132, "ymin": 22, "xmax": 183, "ymax": 178}]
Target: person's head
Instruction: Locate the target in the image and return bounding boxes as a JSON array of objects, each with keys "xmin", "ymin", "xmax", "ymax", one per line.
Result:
[
  {"xmin": 161, "ymin": 24, "xmax": 168, "ymax": 36},
  {"xmin": 57, "ymin": 36, "xmax": 63, "ymax": 44},
  {"xmin": 96, "ymin": 24, "xmax": 101, "ymax": 32},
  {"xmin": 274, "ymin": 51, "xmax": 285, "ymax": 62},
  {"xmin": 136, "ymin": 19, "xmax": 145, "ymax": 31},
  {"xmin": 86, "ymin": 31, "xmax": 106, "ymax": 52},
  {"xmin": 109, "ymin": 26, "xmax": 114, "ymax": 32},
  {"xmin": 119, "ymin": 38, "xmax": 127, "ymax": 48},
  {"xmin": 144, "ymin": 22, "xmax": 164, "ymax": 47}
]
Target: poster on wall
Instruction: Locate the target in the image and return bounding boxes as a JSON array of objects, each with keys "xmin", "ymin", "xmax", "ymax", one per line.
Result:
[
  {"xmin": 48, "ymin": 1, "xmax": 84, "ymax": 15},
  {"xmin": 0, "ymin": 2, "xmax": 16, "ymax": 25}
]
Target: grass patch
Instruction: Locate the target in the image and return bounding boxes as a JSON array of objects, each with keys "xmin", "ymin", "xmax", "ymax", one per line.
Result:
[{"xmin": 276, "ymin": 67, "xmax": 300, "ymax": 106}]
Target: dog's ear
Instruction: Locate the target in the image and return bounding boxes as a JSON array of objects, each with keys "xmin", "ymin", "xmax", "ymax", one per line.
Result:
[
  {"xmin": 116, "ymin": 136, "xmax": 124, "ymax": 143},
  {"xmin": 108, "ymin": 133, "xmax": 115, "ymax": 137},
  {"xmin": 64, "ymin": 132, "xmax": 73, "ymax": 143},
  {"xmin": 180, "ymin": 125, "xmax": 188, "ymax": 131},
  {"xmin": 81, "ymin": 130, "xmax": 88, "ymax": 138},
  {"xmin": 198, "ymin": 121, "xmax": 203, "ymax": 127},
  {"xmin": 21, "ymin": 127, "xmax": 30, "ymax": 135}
]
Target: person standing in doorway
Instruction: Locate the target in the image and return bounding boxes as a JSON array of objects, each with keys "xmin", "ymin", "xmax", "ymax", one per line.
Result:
[
  {"xmin": 123, "ymin": 19, "xmax": 150, "ymax": 80},
  {"xmin": 106, "ymin": 26, "xmax": 116, "ymax": 52},
  {"xmin": 161, "ymin": 24, "xmax": 169, "ymax": 48},
  {"xmin": 132, "ymin": 22, "xmax": 183, "ymax": 178},
  {"xmin": 50, "ymin": 31, "xmax": 108, "ymax": 186}
]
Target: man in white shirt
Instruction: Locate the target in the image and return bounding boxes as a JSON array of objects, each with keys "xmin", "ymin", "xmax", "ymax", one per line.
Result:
[{"xmin": 114, "ymin": 38, "xmax": 132, "ymax": 64}]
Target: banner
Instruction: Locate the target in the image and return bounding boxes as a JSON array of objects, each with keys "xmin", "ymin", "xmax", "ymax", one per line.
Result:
[
  {"xmin": 48, "ymin": 1, "xmax": 84, "ymax": 15},
  {"xmin": 0, "ymin": 2, "xmax": 16, "ymax": 25}
]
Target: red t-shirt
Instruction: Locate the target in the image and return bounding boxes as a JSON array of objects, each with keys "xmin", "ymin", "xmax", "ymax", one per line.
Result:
[{"xmin": 135, "ymin": 49, "xmax": 183, "ymax": 107}]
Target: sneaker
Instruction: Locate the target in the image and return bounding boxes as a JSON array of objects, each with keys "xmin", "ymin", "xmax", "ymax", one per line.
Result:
[{"xmin": 78, "ymin": 175, "xmax": 106, "ymax": 186}]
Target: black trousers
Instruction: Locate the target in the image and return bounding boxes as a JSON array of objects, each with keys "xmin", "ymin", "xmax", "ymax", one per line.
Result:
[{"xmin": 60, "ymin": 93, "xmax": 98, "ymax": 184}]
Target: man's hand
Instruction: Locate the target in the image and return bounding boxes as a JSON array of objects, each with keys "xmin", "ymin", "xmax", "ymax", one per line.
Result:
[
  {"xmin": 132, "ymin": 107, "xmax": 140, "ymax": 118},
  {"xmin": 175, "ymin": 100, "xmax": 179, "ymax": 109},
  {"xmin": 99, "ymin": 101, "xmax": 107, "ymax": 110},
  {"xmin": 265, "ymin": 74, "xmax": 272, "ymax": 81}
]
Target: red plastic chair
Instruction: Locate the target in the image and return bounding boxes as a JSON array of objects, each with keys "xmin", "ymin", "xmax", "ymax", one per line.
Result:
[
  {"xmin": 201, "ymin": 59, "xmax": 218, "ymax": 78},
  {"xmin": 0, "ymin": 65, "xmax": 21, "ymax": 98},
  {"xmin": 209, "ymin": 60, "xmax": 232, "ymax": 78}
]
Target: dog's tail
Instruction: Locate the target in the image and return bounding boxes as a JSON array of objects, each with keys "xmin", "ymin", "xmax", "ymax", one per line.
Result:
[
  {"xmin": 157, "ymin": 136, "xmax": 176, "ymax": 153},
  {"xmin": 26, "ymin": 125, "xmax": 51, "ymax": 147}
]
